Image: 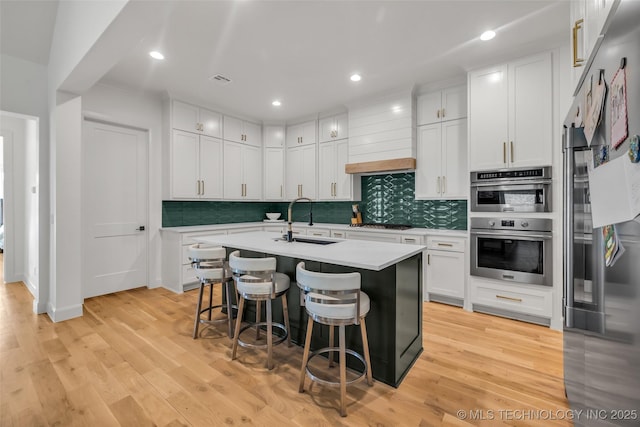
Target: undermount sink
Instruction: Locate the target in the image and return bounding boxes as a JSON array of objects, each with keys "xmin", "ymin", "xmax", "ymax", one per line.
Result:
[{"xmin": 275, "ymin": 236, "xmax": 339, "ymax": 245}]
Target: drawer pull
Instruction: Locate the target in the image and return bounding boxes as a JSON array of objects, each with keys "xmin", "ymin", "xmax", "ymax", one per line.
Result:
[
  {"xmin": 437, "ymin": 243, "xmax": 453, "ymax": 247},
  {"xmin": 496, "ymin": 294, "xmax": 522, "ymax": 303}
]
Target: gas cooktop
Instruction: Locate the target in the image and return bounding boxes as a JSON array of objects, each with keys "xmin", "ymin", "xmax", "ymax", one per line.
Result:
[{"xmin": 350, "ymin": 223, "xmax": 412, "ymax": 230}]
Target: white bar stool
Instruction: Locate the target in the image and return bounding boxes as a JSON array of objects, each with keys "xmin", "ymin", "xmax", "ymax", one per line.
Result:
[
  {"xmin": 296, "ymin": 261, "xmax": 373, "ymax": 417},
  {"xmin": 188, "ymin": 244, "xmax": 234, "ymax": 339},
  {"xmin": 228, "ymin": 250, "xmax": 291, "ymax": 370}
]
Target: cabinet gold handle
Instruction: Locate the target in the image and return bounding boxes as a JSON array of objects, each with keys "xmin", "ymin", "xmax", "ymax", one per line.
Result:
[
  {"xmin": 572, "ymin": 19, "xmax": 585, "ymax": 67},
  {"xmin": 197, "ymin": 180, "xmax": 200, "ymax": 195},
  {"xmin": 437, "ymin": 109, "xmax": 440, "ymax": 119},
  {"xmin": 201, "ymin": 180, "xmax": 205, "ymax": 195},
  {"xmin": 437, "ymin": 176, "xmax": 441, "ymax": 194},
  {"xmin": 437, "ymin": 243, "xmax": 453, "ymax": 247},
  {"xmin": 503, "ymin": 142, "xmax": 507, "ymax": 164},
  {"xmin": 510, "ymin": 141, "xmax": 514, "ymax": 163},
  {"xmin": 442, "ymin": 176, "xmax": 446, "ymax": 194},
  {"xmin": 496, "ymin": 294, "xmax": 523, "ymax": 303},
  {"xmin": 442, "ymin": 108, "xmax": 445, "ymax": 118}
]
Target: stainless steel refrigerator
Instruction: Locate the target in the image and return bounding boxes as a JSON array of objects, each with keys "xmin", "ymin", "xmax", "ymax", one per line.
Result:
[{"xmin": 563, "ymin": 1, "xmax": 640, "ymax": 425}]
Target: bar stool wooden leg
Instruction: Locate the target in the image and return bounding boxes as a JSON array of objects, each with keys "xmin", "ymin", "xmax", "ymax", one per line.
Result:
[
  {"xmin": 266, "ymin": 299, "xmax": 273, "ymax": 370},
  {"xmin": 193, "ymin": 282, "xmax": 205, "ymax": 339},
  {"xmin": 328, "ymin": 325, "xmax": 335, "ymax": 367},
  {"xmin": 232, "ymin": 296, "xmax": 245, "ymax": 360},
  {"xmin": 339, "ymin": 325, "xmax": 347, "ymax": 417},
  {"xmin": 281, "ymin": 294, "xmax": 291, "ymax": 347},
  {"xmin": 299, "ymin": 316, "xmax": 314, "ymax": 392},
  {"xmin": 360, "ymin": 318, "xmax": 373, "ymax": 386}
]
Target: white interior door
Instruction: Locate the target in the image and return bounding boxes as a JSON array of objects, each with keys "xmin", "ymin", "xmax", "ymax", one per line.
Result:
[{"xmin": 83, "ymin": 120, "xmax": 148, "ymax": 298}]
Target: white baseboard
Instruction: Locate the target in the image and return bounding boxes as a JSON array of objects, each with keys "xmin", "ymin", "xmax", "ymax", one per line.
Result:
[
  {"xmin": 47, "ymin": 302, "xmax": 83, "ymax": 322},
  {"xmin": 33, "ymin": 299, "xmax": 47, "ymax": 314},
  {"xmin": 23, "ymin": 274, "xmax": 38, "ymax": 297}
]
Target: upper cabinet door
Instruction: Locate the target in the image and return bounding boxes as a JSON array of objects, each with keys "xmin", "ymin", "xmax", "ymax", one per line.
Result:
[
  {"xmin": 242, "ymin": 144, "xmax": 262, "ymax": 199},
  {"xmin": 199, "ymin": 108, "xmax": 222, "ymax": 138},
  {"xmin": 468, "ymin": 64, "xmax": 509, "ymax": 171},
  {"xmin": 264, "ymin": 125, "xmax": 285, "ymax": 148},
  {"xmin": 441, "ymin": 119, "xmax": 468, "ymax": 199},
  {"xmin": 171, "ymin": 130, "xmax": 200, "ymax": 198},
  {"xmin": 441, "ymin": 86, "xmax": 467, "ymax": 122},
  {"xmin": 173, "ymin": 101, "xmax": 201, "ymax": 134},
  {"xmin": 417, "ymin": 92, "xmax": 442, "ymax": 126},
  {"xmin": 508, "ymin": 53, "xmax": 552, "ymax": 168},
  {"xmin": 199, "ymin": 136, "xmax": 223, "ymax": 199},
  {"xmin": 415, "ymin": 123, "xmax": 442, "ymax": 198},
  {"xmin": 243, "ymin": 121, "xmax": 262, "ymax": 147},
  {"xmin": 223, "ymin": 116, "xmax": 244, "ymax": 143}
]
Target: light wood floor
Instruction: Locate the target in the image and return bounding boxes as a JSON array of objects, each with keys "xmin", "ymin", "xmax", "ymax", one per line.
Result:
[{"xmin": 0, "ymin": 278, "xmax": 571, "ymax": 426}]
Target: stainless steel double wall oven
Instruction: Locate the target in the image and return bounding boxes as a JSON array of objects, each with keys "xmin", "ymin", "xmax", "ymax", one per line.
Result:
[{"xmin": 470, "ymin": 166, "xmax": 553, "ymax": 287}]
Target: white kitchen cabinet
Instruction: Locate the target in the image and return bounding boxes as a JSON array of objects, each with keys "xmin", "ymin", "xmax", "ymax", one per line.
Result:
[
  {"xmin": 468, "ymin": 52, "xmax": 552, "ymax": 170},
  {"xmin": 264, "ymin": 147, "xmax": 284, "ymax": 200},
  {"xmin": 161, "ymin": 229, "xmax": 227, "ymax": 293},
  {"xmin": 330, "ymin": 229, "xmax": 347, "ymax": 239},
  {"xmin": 415, "ymin": 119, "xmax": 467, "ymax": 199},
  {"xmin": 570, "ymin": 0, "xmax": 618, "ymax": 92},
  {"xmin": 470, "ymin": 277, "xmax": 553, "ymax": 321},
  {"xmin": 319, "ymin": 113, "xmax": 348, "ymax": 143},
  {"xmin": 172, "ymin": 100, "xmax": 222, "ymax": 137},
  {"xmin": 318, "ymin": 139, "xmax": 359, "ymax": 200},
  {"xmin": 345, "ymin": 231, "xmax": 402, "ymax": 243},
  {"xmin": 286, "ymin": 144, "xmax": 316, "ymax": 199},
  {"xmin": 223, "ymin": 116, "xmax": 261, "ymax": 146},
  {"xmin": 264, "ymin": 125, "xmax": 285, "ymax": 148},
  {"xmin": 417, "ymin": 85, "xmax": 466, "ymax": 126},
  {"xmin": 223, "ymin": 141, "xmax": 262, "ymax": 200},
  {"xmin": 425, "ymin": 236, "xmax": 466, "ymax": 306},
  {"xmin": 306, "ymin": 228, "xmax": 330, "ymax": 237},
  {"xmin": 286, "ymin": 120, "xmax": 317, "ymax": 147},
  {"xmin": 171, "ymin": 130, "xmax": 223, "ymax": 199}
]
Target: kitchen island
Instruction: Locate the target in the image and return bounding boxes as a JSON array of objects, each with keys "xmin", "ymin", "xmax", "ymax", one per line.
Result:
[{"xmin": 196, "ymin": 230, "xmax": 424, "ymax": 387}]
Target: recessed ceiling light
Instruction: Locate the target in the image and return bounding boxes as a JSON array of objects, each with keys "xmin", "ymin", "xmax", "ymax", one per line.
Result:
[
  {"xmin": 480, "ymin": 30, "xmax": 496, "ymax": 41},
  {"xmin": 350, "ymin": 73, "xmax": 362, "ymax": 82},
  {"xmin": 272, "ymin": 100, "xmax": 281, "ymax": 107},
  {"xmin": 149, "ymin": 51, "xmax": 165, "ymax": 60}
]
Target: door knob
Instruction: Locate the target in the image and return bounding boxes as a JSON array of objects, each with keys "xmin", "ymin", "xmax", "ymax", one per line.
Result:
[{"xmin": 136, "ymin": 226, "xmax": 145, "ymax": 231}]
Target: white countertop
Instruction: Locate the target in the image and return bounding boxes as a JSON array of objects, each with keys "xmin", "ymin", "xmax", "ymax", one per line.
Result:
[
  {"xmin": 194, "ymin": 231, "xmax": 426, "ymax": 271},
  {"xmin": 160, "ymin": 221, "xmax": 468, "ymax": 238}
]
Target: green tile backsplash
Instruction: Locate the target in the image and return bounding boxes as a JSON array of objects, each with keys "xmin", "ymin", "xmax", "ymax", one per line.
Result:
[{"xmin": 162, "ymin": 173, "xmax": 467, "ymax": 230}]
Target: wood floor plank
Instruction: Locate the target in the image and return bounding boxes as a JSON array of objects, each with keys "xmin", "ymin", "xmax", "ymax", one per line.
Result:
[{"xmin": 0, "ymin": 280, "xmax": 571, "ymax": 427}]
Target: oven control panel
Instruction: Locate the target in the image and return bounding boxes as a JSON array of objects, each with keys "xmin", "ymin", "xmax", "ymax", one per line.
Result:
[{"xmin": 472, "ymin": 217, "xmax": 552, "ymax": 232}]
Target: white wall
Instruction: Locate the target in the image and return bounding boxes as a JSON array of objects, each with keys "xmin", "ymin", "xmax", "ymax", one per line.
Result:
[
  {"xmin": 0, "ymin": 53, "xmax": 47, "ymax": 314},
  {"xmin": 82, "ymin": 83, "xmax": 164, "ymax": 287},
  {"xmin": 48, "ymin": 96, "xmax": 83, "ymax": 322}
]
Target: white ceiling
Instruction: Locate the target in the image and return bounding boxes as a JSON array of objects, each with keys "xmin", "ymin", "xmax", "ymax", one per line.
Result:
[
  {"xmin": 1, "ymin": 1, "xmax": 570, "ymax": 123},
  {"xmin": 0, "ymin": 0, "xmax": 59, "ymax": 65}
]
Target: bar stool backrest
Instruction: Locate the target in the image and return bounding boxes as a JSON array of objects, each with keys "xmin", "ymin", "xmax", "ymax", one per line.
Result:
[
  {"xmin": 229, "ymin": 250, "xmax": 278, "ymax": 297},
  {"xmin": 296, "ymin": 262, "xmax": 362, "ymax": 324},
  {"xmin": 189, "ymin": 244, "xmax": 226, "ymax": 281}
]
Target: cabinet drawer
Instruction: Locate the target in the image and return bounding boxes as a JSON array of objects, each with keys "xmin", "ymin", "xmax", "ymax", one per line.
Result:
[
  {"xmin": 306, "ymin": 228, "xmax": 330, "ymax": 237},
  {"xmin": 401, "ymin": 235, "xmax": 423, "ymax": 245},
  {"xmin": 426, "ymin": 236, "xmax": 465, "ymax": 252},
  {"xmin": 345, "ymin": 231, "xmax": 402, "ymax": 243},
  {"xmin": 471, "ymin": 280, "xmax": 552, "ymax": 318},
  {"xmin": 331, "ymin": 230, "xmax": 347, "ymax": 239}
]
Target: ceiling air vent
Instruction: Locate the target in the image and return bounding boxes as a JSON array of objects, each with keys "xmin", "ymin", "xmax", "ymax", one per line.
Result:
[{"xmin": 209, "ymin": 74, "xmax": 232, "ymax": 84}]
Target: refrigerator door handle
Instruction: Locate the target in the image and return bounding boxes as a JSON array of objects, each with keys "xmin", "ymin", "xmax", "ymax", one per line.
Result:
[{"xmin": 563, "ymin": 128, "xmax": 575, "ymax": 328}]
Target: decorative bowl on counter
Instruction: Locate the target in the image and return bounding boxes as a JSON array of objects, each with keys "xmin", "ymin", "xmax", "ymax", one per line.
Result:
[{"xmin": 266, "ymin": 212, "xmax": 281, "ymax": 220}]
